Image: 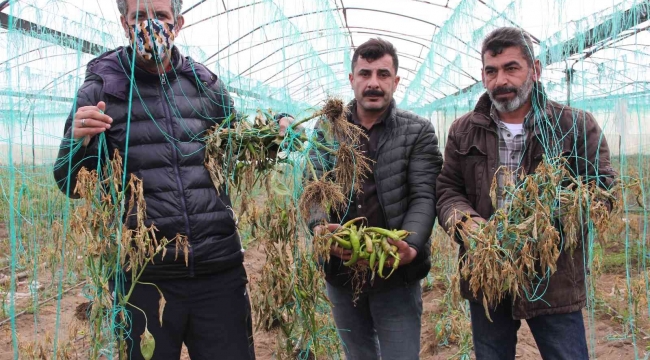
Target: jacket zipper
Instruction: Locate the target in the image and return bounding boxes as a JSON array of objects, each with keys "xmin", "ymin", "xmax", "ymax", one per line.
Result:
[
  {"xmin": 159, "ymin": 81, "xmax": 195, "ymax": 277},
  {"xmin": 374, "ymin": 126, "xmax": 391, "ymax": 229}
]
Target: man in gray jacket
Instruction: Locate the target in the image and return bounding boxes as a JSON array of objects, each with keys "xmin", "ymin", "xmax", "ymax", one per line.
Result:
[{"xmin": 304, "ymin": 38, "xmax": 443, "ymax": 360}]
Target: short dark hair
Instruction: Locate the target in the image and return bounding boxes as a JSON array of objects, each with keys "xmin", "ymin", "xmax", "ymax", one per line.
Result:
[
  {"xmin": 481, "ymin": 27, "xmax": 535, "ymax": 66},
  {"xmin": 352, "ymin": 38, "xmax": 399, "ymax": 73}
]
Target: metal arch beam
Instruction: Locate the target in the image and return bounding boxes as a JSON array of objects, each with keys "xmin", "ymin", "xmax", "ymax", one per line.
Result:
[
  {"xmin": 271, "ymin": 63, "xmax": 444, "ymax": 100},
  {"xmin": 284, "ymin": 68, "xmax": 446, "ymax": 102},
  {"xmin": 348, "ymin": 30, "xmax": 482, "ymax": 61},
  {"xmin": 476, "ymin": 0, "xmax": 541, "ymax": 43},
  {"xmin": 0, "ymin": 11, "xmax": 278, "ymax": 103},
  {"xmin": 234, "ymin": 29, "xmax": 435, "ymax": 77},
  {"xmin": 272, "ymin": 57, "xmax": 452, "ymax": 100},
  {"xmin": 256, "ymin": 45, "xmax": 470, "ymax": 93},
  {"xmin": 341, "ymin": 7, "xmax": 440, "ymax": 28},
  {"xmin": 0, "ymin": 12, "xmax": 107, "ymax": 55},
  {"xmin": 182, "ymin": 0, "xmax": 209, "ymax": 15},
  {"xmin": 0, "ymin": 89, "xmax": 73, "ymax": 103},
  {"xmin": 203, "ymin": 3, "xmax": 346, "ymax": 95},
  {"xmin": 241, "ymin": 29, "xmax": 478, "ymax": 85},
  {"xmin": 256, "ymin": 47, "xmax": 428, "ymax": 82},
  {"xmin": 184, "ymin": 1, "xmax": 265, "ymax": 29},
  {"xmin": 539, "ymin": 1, "xmax": 650, "ymax": 65},
  {"xmin": 420, "ymin": 0, "xmax": 650, "ymax": 107},
  {"xmin": 339, "ymin": 0, "xmax": 355, "ymax": 49},
  {"xmin": 0, "ymin": 45, "xmax": 57, "ymax": 67},
  {"xmin": 411, "ymin": 0, "xmax": 452, "ymax": 9},
  {"xmin": 202, "ymin": 5, "xmax": 447, "ymax": 63},
  {"xmin": 202, "ymin": 8, "xmax": 337, "ymax": 63},
  {"xmin": 218, "ymin": 26, "xmax": 432, "ymax": 63}
]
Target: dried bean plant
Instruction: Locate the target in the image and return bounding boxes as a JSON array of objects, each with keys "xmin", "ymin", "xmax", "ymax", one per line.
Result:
[
  {"xmin": 454, "ymin": 156, "xmax": 634, "ymax": 319},
  {"xmin": 72, "ymin": 151, "xmax": 187, "ymax": 359}
]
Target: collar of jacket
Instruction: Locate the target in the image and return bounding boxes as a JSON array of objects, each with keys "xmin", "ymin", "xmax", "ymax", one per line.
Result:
[
  {"xmin": 471, "ymin": 82, "xmax": 557, "ymax": 136},
  {"xmin": 346, "ymin": 99, "xmax": 398, "ymax": 128},
  {"xmin": 86, "ymin": 46, "xmax": 219, "ymax": 101}
]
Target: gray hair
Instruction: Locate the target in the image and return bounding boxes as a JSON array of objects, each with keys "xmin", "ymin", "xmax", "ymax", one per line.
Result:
[
  {"xmin": 116, "ymin": 0, "xmax": 183, "ymax": 18},
  {"xmin": 481, "ymin": 27, "xmax": 535, "ymax": 66}
]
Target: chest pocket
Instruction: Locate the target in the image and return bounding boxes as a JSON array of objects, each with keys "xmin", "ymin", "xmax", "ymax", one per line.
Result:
[
  {"xmin": 455, "ymin": 145, "xmax": 488, "ymax": 204},
  {"xmin": 530, "ymin": 135, "xmax": 573, "ymax": 175}
]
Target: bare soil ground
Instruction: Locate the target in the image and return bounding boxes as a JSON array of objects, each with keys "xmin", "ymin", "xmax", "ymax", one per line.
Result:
[{"xmin": 1, "ymin": 223, "xmax": 648, "ymax": 359}]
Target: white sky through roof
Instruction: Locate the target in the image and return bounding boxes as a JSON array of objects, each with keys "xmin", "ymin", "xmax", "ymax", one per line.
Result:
[{"xmin": 0, "ymin": 0, "xmax": 649, "ymax": 155}]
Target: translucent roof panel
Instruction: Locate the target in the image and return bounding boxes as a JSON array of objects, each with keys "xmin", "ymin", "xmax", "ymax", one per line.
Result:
[{"xmin": 1, "ymin": 0, "xmax": 649, "ymax": 130}]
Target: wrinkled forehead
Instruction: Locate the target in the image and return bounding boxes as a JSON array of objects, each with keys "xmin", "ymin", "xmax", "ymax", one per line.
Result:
[
  {"xmin": 482, "ymin": 47, "xmax": 528, "ymax": 68},
  {"xmin": 126, "ymin": 0, "xmax": 174, "ymax": 19}
]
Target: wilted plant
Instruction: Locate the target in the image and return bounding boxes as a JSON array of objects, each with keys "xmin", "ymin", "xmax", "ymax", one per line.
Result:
[
  {"xmin": 71, "ymin": 150, "xmax": 187, "ymax": 359},
  {"xmin": 455, "ymin": 156, "xmax": 632, "ymax": 318}
]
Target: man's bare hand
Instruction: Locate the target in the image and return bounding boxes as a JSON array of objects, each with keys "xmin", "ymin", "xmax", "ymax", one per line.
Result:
[
  {"xmin": 73, "ymin": 101, "xmax": 112, "ymax": 146},
  {"xmin": 463, "ymin": 217, "xmax": 487, "ymax": 236},
  {"xmin": 314, "ymin": 223, "xmax": 356, "ymax": 261},
  {"xmin": 386, "ymin": 238, "xmax": 417, "ymax": 267},
  {"xmin": 278, "ymin": 116, "xmax": 293, "ymax": 136}
]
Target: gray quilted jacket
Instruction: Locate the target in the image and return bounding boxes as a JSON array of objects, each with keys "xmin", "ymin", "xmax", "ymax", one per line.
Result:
[{"xmin": 309, "ymin": 100, "xmax": 443, "ymax": 288}]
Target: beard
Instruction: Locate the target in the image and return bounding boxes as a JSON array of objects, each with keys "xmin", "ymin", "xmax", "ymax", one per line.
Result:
[{"xmin": 488, "ymin": 73, "xmax": 534, "ymax": 113}]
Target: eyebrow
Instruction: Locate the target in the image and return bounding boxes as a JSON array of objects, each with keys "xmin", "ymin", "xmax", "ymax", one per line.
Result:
[
  {"xmin": 357, "ymin": 68, "xmax": 392, "ymax": 74},
  {"xmin": 132, "ymin": 10, "xmax": 171, "ymax": 19},
  {"xmin": 484, "ymin": 61, "xmax": 521, "ymax": 71}
]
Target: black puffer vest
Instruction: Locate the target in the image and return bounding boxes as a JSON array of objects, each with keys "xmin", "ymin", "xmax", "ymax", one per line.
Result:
[{"xmin": 54, "ymin": 47, "xmax": 242, "ymax": 280}]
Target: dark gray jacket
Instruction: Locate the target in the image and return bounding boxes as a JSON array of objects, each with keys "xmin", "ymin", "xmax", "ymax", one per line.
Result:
[
  {"xmin": 309, "ymin": 100, "xmax": 443, "ymax": 289},
  {"xmin": 54, "ymin": 47, "xmax": 242, "ymax": 280}
]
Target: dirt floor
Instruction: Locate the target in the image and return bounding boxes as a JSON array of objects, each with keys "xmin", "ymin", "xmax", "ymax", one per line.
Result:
[{"xmin": 1, "ymin": 235, "xmax": 648, "ymax": 359}]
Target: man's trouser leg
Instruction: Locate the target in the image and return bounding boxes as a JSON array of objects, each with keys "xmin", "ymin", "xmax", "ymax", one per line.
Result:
[
  {"xmin": 527, "ymin": 310, "xmax": 588, "ymax": 360},
  {"xmin": 184, "ymin": 265, "xmax": 255, "ymax": 360},
  {"xmin": 327, "ymin": 281, "xmax": 422, "ymax": 360},
  {"xmin": 470, "ymin": 300, "xmax": 589, "ymax": 360},
  {"xmin": 327, "ymin": 283, "xmax": 380, "ymax": 360},
  {"xmin": 120, "ymin": 278, "xmax": 187, "ymax": 360},
  {"xmin": 370, "ymin": 280, "xmax": 422, "ymax": 360},
  {"xmin": 120, "ymin": 265, "xmax": 254, "ymax": 360},
  {"xmin": 469, "ymin": 301, "xmax": 520, "ymax": 360}
]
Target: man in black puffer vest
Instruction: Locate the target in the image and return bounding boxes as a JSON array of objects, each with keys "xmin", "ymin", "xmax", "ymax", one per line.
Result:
[
  {"xmin": 289, "ymin": 38, "xmax": 443, "ymax": 360},
  {"xmin": 53, "ymin": 1, "xmax": 281, "ymax": 359}
]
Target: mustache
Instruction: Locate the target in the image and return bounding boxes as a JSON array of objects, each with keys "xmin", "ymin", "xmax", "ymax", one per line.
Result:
[
  {"xmin": 363, "ymin": 89, "xmax": 385, "ymax": 97},
  {"xmin": 491, "ymin": 86, "xmax": 518, "ymax": 96}
]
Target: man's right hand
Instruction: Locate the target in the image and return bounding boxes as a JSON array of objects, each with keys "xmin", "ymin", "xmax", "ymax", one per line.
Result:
[
  {"xmin": 73, "ymin": 101, "xmax": 113, "ymax": 146},
  {"xmin": 314, "ymin": 223, "xmax": 353, "ymax": 261},
  {"xmin": 461, "ymin": 217, "xmax": 487, "ymax": 237}
]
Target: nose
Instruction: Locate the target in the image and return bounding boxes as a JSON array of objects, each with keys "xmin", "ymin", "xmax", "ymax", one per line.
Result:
[
  {"xmin": 367, "ymin": 73, "xmax": 380, "ymax": 89},
  {"xmin": 495, "ymin": 69, "xmax": 508, "ymax": 87}
]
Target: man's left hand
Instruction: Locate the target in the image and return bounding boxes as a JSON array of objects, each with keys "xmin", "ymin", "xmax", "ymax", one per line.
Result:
[
  {"xmin": 278, "ymin": 116, "xmax": 293, "ymax": 136},
  {"xmin": 386, "ymin": 239, "xmax": 417, "ymax": 267}
]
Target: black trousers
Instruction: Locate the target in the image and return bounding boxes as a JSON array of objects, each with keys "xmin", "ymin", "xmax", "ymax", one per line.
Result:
[{"xmin": 115, "ymin": 265, "xmax": 255, "ymax": 360}]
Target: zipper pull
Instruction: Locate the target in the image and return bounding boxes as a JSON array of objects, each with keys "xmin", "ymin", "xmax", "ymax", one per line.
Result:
[{"xmin": 161, "ymin": 76, "xmax": 166, "ymax": 85}]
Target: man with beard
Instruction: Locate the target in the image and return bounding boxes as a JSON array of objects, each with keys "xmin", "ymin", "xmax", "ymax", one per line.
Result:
[
  {"xmin": 436, "ymin": 27, "xmax": 615, "ymax": 359},
  {"xmin": 286, "ymin": 38, "xmax": 443, "ymax": 359}
]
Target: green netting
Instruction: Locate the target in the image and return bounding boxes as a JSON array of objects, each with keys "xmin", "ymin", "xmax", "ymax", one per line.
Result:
[{"xmin": 0, "ymin": 0, "xmax": 649, "ymax": 359}]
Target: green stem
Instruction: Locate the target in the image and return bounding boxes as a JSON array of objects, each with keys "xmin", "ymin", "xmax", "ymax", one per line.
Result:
[
  {"xmin": 126, "ymin": 301, "xmax": 149, "ymax": 328},
  {"xmin": 289, "ymin": 112, "xmax": 321, "ymax": 130},
  {"xmin": 123, "ymin": 238, "xmax": 172, "ymax": 303},
  {"xmin": 297, "ymin": 134, "xmax": 335, "ymax": 154},
  {"xmin": 306, "ymin": 160, "xmax": 319, "ymax": 181}
]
